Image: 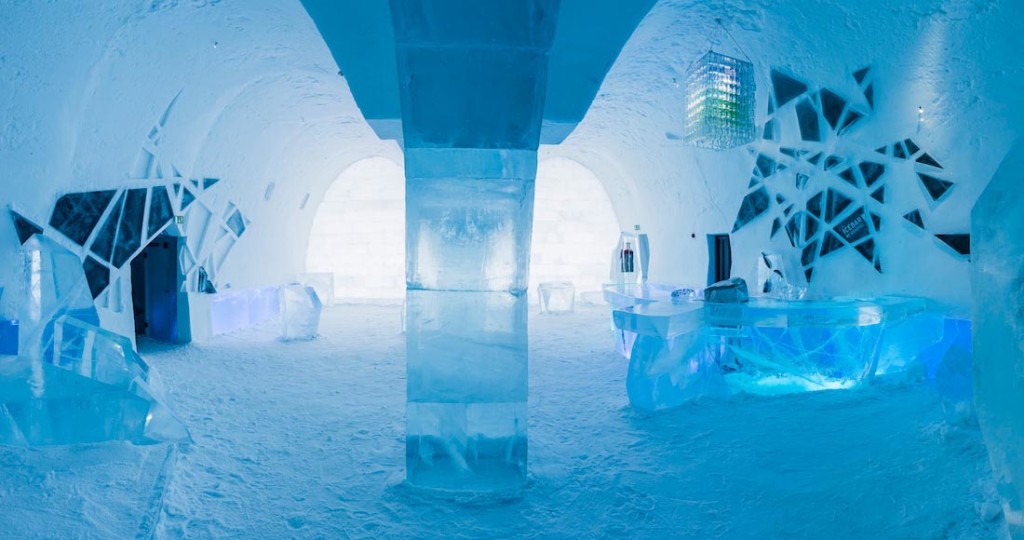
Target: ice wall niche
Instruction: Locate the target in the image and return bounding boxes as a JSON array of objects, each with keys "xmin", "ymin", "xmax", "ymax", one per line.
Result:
[{"xmin": 971, "ymin": 142, "xmax": 1024, "ymax": 538}]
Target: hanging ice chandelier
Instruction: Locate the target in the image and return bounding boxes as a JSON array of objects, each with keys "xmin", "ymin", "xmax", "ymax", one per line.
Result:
[{"xmin": 684, "ymin": 49, "xmax": 756, "ymax": 150}]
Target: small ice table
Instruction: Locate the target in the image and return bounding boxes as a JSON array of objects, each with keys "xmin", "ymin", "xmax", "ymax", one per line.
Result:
[{"xmin": 612, "ymin": 295, "xmax": 943, "ymax": 410}]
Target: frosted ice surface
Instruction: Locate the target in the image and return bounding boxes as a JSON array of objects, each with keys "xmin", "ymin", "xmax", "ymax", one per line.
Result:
[
  {"xmin": 538, "ymin": 281, "xmax": 574, "ymax": 314},
  {"xmin": 280, "ymin": 285, "xmax": 322, "ymax": 341},
  {"xmin": 971, "ymin": 146, "xmax": 1024, "ymax": 537},
  {"xmin": 0, "ymin": 316, "xmax": 189, "ymax": 446}
]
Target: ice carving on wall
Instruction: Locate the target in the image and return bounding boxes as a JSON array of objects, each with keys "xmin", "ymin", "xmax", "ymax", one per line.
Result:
[
  {"xmin": 9, "ymin": 93, "xmax": 252, "ymax": 313},
  {"xmin": 732, "ymin": 66, "xmax": 969, "ymax": 282}
]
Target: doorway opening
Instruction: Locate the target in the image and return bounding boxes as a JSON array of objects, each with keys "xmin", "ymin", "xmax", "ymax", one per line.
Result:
[
  {"xmin": 707, "ymin": 234, "xmax": 732, "ymax": 285},
  {"xmin": 131, "ymin": 235, "xmax": 185, "ymax": 343}
]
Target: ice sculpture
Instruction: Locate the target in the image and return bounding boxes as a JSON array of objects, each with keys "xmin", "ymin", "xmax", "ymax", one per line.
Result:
[
  {"xmin": 0, "ymin": 316, "xmax": 190, "ymax": 446},
  {"xmin": 614, "ymin": 296, "xmax": 941, "ymax": 409},
  {"xmin": 538, "ymin": 281, "xmax": 575, "ymax": 314},
  {"xmin": 280, "ymin": 285, "xmax": 322, "ymax": 341},
  {"xmin": 685, "ymin": 50, "xmax": 756, "ymax": 150},
  {"xmin": 609, "ymin": 227, "xmax": 650, "ymax": 285},
  {"xmin": 972, "ymin": 145, "xmax": 1024, "ymax": 537},
  {"xmin": 704, "ymin": 277, "xmax": 749, "ymax": 303}
]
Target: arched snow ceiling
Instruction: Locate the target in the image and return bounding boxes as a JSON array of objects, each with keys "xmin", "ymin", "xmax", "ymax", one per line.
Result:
[{"xmin": 1, "ymin": 0, "xmax": 1023, "ymax": 308}]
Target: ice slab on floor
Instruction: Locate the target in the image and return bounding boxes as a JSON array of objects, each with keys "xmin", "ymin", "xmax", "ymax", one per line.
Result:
[
  {"xmin": 972, "ymin": 146, "xmax": 1024, "ymax": 537},
  {"xmin": 280, "ymin": 285, "xmax": 322, "ymax": 341},
  {"xmin": 0, "ymin": 316, "xmax": 189, "ymax": 446}
]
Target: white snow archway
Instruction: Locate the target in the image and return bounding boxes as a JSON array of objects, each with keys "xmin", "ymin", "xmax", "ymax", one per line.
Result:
[
  {"xmin": 306, "ymin": 156, "xmax": 620, "ymax": 301},
  {"xmin": 306, "ymin": 157, "xmax": 406, "ymax": 300},
  {"xmin": 531, "ymin": 158, "xmax": 621, "ymax": 299}
]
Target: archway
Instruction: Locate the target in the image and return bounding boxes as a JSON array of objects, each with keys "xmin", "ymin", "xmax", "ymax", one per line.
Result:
[{"xmin": 305, "ymin": 157, "xmax": 621, "ymax": 301}]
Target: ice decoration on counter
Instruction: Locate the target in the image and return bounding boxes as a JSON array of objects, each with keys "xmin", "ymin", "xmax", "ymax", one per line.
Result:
[
  {"xmin": 538, "ymin": 281, "xmax": 575, "ymax": 314},
  {"xmin": 703, "ymin": 277, "xmax": 749, "ymax": 303},
  {"xmin": 757, "ymin": 251, "xmax": 789, "ymax": 296},
  {"xmin": 971, "ymin": 144, "xmax": 1024, "ymax": 537},
  {"xmin": 671, "ymin": 288, "xmax": 696, "ymax": 301},
  {"xmin": 280, "ymin": 285, "xmax": 322, "ymax": 341},
  {"xmin": 0, "ymin": 316, "xmax": 189, "ymax": 446}
]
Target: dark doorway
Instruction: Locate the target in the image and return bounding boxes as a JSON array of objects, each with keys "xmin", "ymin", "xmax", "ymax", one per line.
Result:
[
  {"xmin": 707, "ymin": 234, "xmax": 732, "ymax": 285},
  {"xmin": 131, "ymin": 235, "xmax": 182, "ymax": 342}
]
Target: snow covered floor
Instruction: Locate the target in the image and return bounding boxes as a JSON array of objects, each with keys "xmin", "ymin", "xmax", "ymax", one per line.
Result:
[{"xmin": 0, "ymin": 303, "xmax": 1009, "ymax": 539}]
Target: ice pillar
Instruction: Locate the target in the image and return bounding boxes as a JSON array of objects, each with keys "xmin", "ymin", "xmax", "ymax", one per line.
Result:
[
  {"xmin": 390, "ymin": 0, "xmax": 560, "ymax": 491},
  {"xmin": 972, "ymin": 142, "xmax": 1024, "ymax": 537}
]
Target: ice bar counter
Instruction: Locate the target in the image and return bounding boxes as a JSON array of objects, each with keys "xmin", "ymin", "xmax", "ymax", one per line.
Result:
[{"xmin": 605, "ymin": 284, "xmax": 943, "ymax": 410}]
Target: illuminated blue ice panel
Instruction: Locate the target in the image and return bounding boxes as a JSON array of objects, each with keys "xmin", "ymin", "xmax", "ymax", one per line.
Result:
[
  {"xmin": 209, "ymin": 291, "xmax": 250, "ymax": 336},
  {"xmin": 614, "ymin": 297, "xmax": 942, "ymax": 410},
  {"xmin": 406, "ymin": 290, "xmax": 527, "ymax": 492},
  {"xmin": 0, "ymin": 320, "xmax": 17, "ymax": 356},
  {"xmin": 0, "ymin": 316, "xmax": 189, "ymax": 446},
  {"xmin": 207, "ymin": 286, "xmax": 282, "ymax": 337}
]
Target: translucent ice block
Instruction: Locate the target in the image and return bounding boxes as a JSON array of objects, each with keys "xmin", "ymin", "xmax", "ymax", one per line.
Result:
[
  {"xmin": 972, "ymin": 147, "xmax": 1024, "ymax": 537},
  {"xmin": 614, "ymin": 296, "xmax": 937, "ymax": 408},
  {"xmin": 405, "ymin": 289, "xmax": 528, "ymax": 491},
  {"xmin": 280, "ymin": 285, "xmax": 322, "ymax": 341},
  {"xmin": 0, "ymin": 316, "xmax": 190, "ymax": 446},
  {"xmin": 405, "ymin": 156, "xmax": 535, "ymax": 294},
  {"xmin": 299, "ymin": 272, "xmax": 335, "ymax": 307},
  {"xmin": 17, "ymin": 235, "xmax": 100, "ymax": 357},
  {"xmin": 538, "ymin": 281, "xmax": 574, "ymax": 314}
]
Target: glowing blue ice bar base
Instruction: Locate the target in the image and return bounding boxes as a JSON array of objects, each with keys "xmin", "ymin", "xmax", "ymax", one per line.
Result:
[{"xmin": 614, "ymin": 296, "xmax": 943, "ymax": 409}]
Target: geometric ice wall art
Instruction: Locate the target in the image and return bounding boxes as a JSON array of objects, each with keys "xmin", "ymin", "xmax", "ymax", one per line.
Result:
[
  {"xmin": 14, "ymin": 91, "xmax": 252, "ymax": 313},
  {"xmin": 732, "ymin": 66, "xmax": 970, "ymax": 282}
]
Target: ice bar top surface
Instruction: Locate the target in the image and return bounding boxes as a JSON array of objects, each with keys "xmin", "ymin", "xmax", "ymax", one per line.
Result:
[{"xmin": 606, "ymin": 284, "xmax": 933, "ymax": 339}]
